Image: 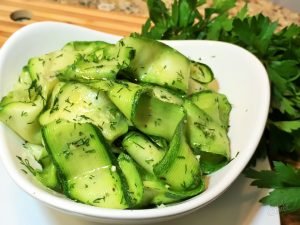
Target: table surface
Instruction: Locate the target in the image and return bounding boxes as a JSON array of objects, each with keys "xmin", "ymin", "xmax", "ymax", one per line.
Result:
[
  {"xmin": 1, "ymin": 0, "xmax": 299, "ymax": 224},
  {"xmin": 0, "ymin": 156, "xmax": 280, "ymax": 225},
  {"xmin": 0, "ymin": 0, "xmax": 146, "ymax": 46}
]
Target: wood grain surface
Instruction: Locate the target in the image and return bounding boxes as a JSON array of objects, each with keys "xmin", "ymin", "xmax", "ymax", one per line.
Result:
[
  {"xmin": 2, "ymin": 1, "xmax": 300, "ymax": 224},
  {"xmin": 0, "ymin": 0, "xmax": 146, "ymax": 46}
]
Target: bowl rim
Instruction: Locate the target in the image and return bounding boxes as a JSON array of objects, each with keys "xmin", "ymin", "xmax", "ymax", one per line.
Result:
[{"xmin": 0, "ymin": 21, "xmax": 270, "ymax": 221}]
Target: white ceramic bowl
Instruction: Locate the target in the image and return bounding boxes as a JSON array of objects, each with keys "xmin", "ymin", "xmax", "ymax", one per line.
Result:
[{"xmin": 0, "ymin": 22, "xmax": 270, "ymax": 224}]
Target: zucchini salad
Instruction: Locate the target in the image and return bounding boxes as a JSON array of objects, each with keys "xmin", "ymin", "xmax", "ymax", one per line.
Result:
[{"xmin": 0, "ymin": 36, "xmax": 231, "ymax": 209}]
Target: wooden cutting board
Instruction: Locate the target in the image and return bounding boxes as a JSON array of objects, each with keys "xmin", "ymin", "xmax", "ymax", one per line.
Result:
[{"xmin": 0, "ymin": 0, "xmax": 146, "ymax": 46}]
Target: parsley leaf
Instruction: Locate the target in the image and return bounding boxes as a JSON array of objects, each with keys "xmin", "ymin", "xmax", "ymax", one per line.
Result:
[
  {"xmin": 232, "ymin": 15, "xmax": 278, "ymax": 56},
  {"xmin": 212, "ymin": 0, "xmax": 235, "ymax": 14},
  {"xmin": 141, "ymin": 0, "xmax": 207, "ymax": 40},
  {"xmin": 246, "ymin": 162, "xmax": 300, "ymax": 187},
  {"xmin": 245, "ymin": 162, "xmax": 300, "ymax": 212},
  {"xmin": 272, "ymin": 120, "xmax": 300, "ymax": 133},
  {"xmin": 261, "ymin": 188, "xmax": 300, "ymax": 213}
]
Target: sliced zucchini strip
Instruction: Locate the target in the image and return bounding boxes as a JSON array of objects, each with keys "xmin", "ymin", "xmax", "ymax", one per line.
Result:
[
  {"xmin": 144, "ymin": 84, "xmax": 183, "ymax": 105},
  {"xmin": 122, "ymin": 131, "xmax": 165, "ymax": 174},
  {"xmin": 42, "ymin": 120, "xmax": 128, "ymax": 209},
  {"xmin": 58, "ymin": 42, "xmax": 134, "ymax": 81},
  {"xmin": 28, "ymin": 41, "xmax": 112, "ymax": 101},
  {"xmin": 190, "ymin": 90, "xmax": 231, "ymax": 130},
  {"xmin": 184, "ymin": 100, "xmax": 230, "ymax": 174},
  {"xmin": 140, "ymin": 169, "xmax": 205, "ymax": 205},
  {"xmin": 117, "ymin": 153, "xmax": 144, "ymax": 207},
  {"xmin": 0, "ymin": 97, "xmax": 43, "ymax": 144},
  {"xmin": 107, "ymin": 81, "xmax": 148, "ymax": 121},
  {"xmin": 132, "ymin": 92, "xmax": 185, "ymax": 141},
  {"xmin": 153, "ymin": 119, "xmax": 202, "ymax": 191},
  {"xmin": 121, "ymin": 36, "xmax": 190, "ymax": 93},
  {"xmin": 0, "ymin": 67, "xmax": 37, "ymax": 106},
  {"xmin": 36, "ymin": 156, "xmax": 61, "ymax": 191},
  {"xmin": 0, "ymin": 67, "xmax": 44, "ymax": 144},
  {"xmin": 190, "ymin": 61, "xmax": 214, "ymax": 84},
  {"xmin": 39, "ymin": 82, "xmax": 128, "ymax": 142}
]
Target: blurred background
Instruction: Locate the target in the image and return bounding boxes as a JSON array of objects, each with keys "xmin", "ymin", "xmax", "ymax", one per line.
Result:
[
  {"xmin": 273, "ymin": 0, "xmax": 300, "ymax": 11},
  {"xmin": 49, "ymin": 0, "xmax": 300, "ymax": 27},
  {"xmin": 0, "ymin": 0, "xmax": 300, "ymax": 224}
]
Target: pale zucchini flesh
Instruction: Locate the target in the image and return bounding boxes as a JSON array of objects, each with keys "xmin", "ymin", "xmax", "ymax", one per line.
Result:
[
  {"xmin": 42, "ymin": 120, "xmax": 128, "ymax": 208},
  {"xmin": 39, "ymin": 82, "xmax": 128, "ymax": 142},
  {"xmin": 0, "ymin": 37, "xmax": 231, "ymax": 209}
]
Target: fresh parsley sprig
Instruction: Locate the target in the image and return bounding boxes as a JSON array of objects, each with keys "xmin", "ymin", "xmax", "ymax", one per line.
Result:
[
  {"xmin": 139, "ymin": 0, "xmax": 300, "ymax": 212},
  {"xmin": 245, "ymin": 162, "xmax": 300, "ymax": 213}
]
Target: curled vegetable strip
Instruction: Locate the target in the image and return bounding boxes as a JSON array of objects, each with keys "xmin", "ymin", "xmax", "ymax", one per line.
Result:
[{"xmin": 0, "ymin": 37, "xmax": 231, "ymax": 209}]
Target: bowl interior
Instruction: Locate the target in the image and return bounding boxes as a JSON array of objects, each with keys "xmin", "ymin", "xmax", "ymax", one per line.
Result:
[{"xmin": 0, "ymin": 22, "xmax": 270, "ymax": 223}]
